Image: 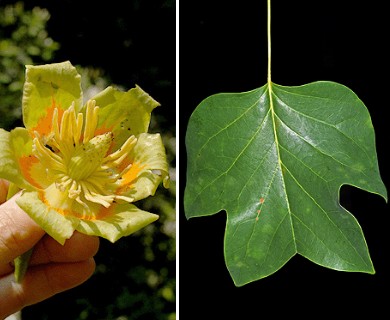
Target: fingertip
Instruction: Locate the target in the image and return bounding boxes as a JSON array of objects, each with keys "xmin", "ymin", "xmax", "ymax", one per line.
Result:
[
  {"xmin": 30, "ymin": 232, "xmax": 100, "ymax": 265},
  {"xmin": 26, "ymin": 259, "xmax": 96, "ymax": 306},
  {"xmin": 0, "ymin": 194, "xmax": 44, "ymax": 263},
  {"xmin": 68, "ymin": 232, "xmax": 100, "ymax": 259},
  {"xmin": 0, "ymin": 258, "xmax": 96, "ymax": 318},
  {"xmin": 26, "ymin": 258, "xmax": 97, "ymax": 298}
]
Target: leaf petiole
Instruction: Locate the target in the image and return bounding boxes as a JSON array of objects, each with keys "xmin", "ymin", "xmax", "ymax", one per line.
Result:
[
  {"xmin": 267, "ymin": 0, "xmax": 271, "ymax": 84},
  {"xmin": 14, "ymin": 247, "xmax": 33, "ymax": 283}
]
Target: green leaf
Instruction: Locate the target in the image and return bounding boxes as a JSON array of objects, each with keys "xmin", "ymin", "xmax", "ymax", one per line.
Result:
[{"xmin": 184, "ymin": 81, "xmax": 387, "ymax": 286}]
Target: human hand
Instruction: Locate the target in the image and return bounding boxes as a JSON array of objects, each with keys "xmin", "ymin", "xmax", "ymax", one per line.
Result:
[{"xmin": 0, "ymin": 183, "xmax": 99, "ymax": 319}]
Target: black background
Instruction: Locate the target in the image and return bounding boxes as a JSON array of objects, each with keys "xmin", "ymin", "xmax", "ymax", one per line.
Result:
[{"xmin": 179, "ymin": 0, "xmax": 389, "ymax": 318}]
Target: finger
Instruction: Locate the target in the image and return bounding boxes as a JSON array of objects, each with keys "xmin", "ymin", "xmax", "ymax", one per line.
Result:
[
  {"xmin": 0, "ymin": 194, "xmax": 45, "ymax": 266},
  {"xmin": 0, "ymin": 232, "xmax": 99, "ymax": 276},
  {"xmin": 0, "ymin": 258, "xmax": 96, "ymax": 319},
  {"xmin": 29, "ymin": 232, "xmax": 100, "ymax": 266}
]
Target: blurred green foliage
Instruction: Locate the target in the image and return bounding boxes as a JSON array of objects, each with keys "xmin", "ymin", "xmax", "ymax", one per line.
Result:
[
  {"xmin": 1, "ymin": 2, "xmax": 176, "ymax": 319},
  {"xmin": 0, "ymin": 1, "xmax": 59, "ymax": 129}
]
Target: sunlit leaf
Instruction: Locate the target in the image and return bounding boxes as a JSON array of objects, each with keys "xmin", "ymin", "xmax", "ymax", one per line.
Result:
[{"xmin": 185, "ymin": 81, "xmax": 387, "ymax": 286}]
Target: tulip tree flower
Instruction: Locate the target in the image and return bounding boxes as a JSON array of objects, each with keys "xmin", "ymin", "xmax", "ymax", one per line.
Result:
[{"xmin": 0, "ymin": 61, "xmax": 170, "ymax": 280}]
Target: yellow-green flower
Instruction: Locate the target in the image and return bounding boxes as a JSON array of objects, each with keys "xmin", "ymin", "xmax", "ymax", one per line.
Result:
[{"xmin": 0, "ymin": 61, "xmax": 169, "ymax": 244}]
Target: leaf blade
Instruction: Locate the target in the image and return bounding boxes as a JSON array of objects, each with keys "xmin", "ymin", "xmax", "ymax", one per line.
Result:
[{"xmin": 185, "ymin": 81, "xmax": 386, "ymax": 285}]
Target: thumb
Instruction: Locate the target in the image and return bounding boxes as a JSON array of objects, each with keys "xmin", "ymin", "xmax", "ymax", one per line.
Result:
[{"xmin": 0, "ymin": 193, "xmax": 45, "ymax": 265}]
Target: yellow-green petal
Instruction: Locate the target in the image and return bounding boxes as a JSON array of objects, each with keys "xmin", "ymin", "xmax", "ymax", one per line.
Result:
[
  {"xmin": 22, "ymin": 61, "xmax": 82, "ymax": 135},
  {"xmin": 0, "ymin": 128, "xmax": 34, "ymax": 190},
  {"xmin": 76, "ymin": 203, "xmax": 159, "ymax": 243},
  {"xmin": 118, "ymin": 133, "xmax": 170, "ymax": 202},
  {"xmin": 1, "ymin": 60, "xmax": 168, "ymax": 251},
  {"xmin": 16, "ymin": 191, "xmax": 79, "ymax": 245},
  {"xmin": 91, "ymin": 85, "xmax": 160, "ymax": 150}
]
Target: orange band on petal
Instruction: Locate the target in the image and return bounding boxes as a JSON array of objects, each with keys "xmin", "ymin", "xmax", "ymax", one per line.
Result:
[
  {"xmin": 94, "ymin": 124, "xmax": 113, "ymax": 137},
  {"xmin": 38, "ymin": 190, "xmax": 73, "ymax": 216},
  {"xmin": 96, "ymin": 205, "xmax": 115, "ymax": 220},
  {"xmin": 31, "ymin": 100, "xmax": 64, "ymax": 137},
  {"xmin": 19, "ymin": 155, "xmax": 42, "ymax": 188},
  {"xmin": 38, "ymin": 190, "xmax": 100, "ymax": 221},
  {"xmin": 118, "ymin": 157, "xmax": 131, "ymax": 173},
  {"xmin": 118, "ymin": 162, "xmax": 145, "ymax": 192}
]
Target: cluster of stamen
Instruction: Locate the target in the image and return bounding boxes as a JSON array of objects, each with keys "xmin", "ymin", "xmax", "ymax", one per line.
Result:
[{"xmin": 32, "ymin": 100, "xmax": 136, "ymax": 215}]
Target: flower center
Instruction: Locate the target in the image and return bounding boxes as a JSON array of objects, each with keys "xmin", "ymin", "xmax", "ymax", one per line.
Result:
[
  {"xmin": 32, "ymin": 100, "xmax": 137, "ymax": 218},
  {"xmin": 68, "ymin": 132, "xmax": 113, "ymax": 181}
]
